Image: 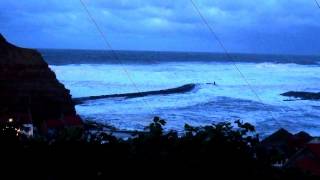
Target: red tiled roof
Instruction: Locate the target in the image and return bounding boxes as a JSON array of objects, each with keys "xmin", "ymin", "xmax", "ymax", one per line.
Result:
[
  {"xmin": 45, "ymin": 115, "xmax": 82, "ymax": 129},
  {"xmin": 307, "ymin": 144, "xmax": 320, "ymax": 158},
  {"xmin": 64, "ymin": 115, "xmax": 83, "ymax": 126},
  {"xmin": 46, "ymin": 119, "xmax": 65, "ymax": 128},
  {"xmin": 295, "ymin": 156, "xmax": 320, "ymax": 176},
  {"xmin": 288, "ymin": 143, "xmax": 320, "ymax": 176},
  {"xmin": 288, "ymin": 137, "xmax": 311, "ymax": 149}
]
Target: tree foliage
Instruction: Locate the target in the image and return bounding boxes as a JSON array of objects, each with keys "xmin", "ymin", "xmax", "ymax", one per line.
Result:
[{"xmin": 0, "ymin": 117, "xmax": 315, "ymax": 179}]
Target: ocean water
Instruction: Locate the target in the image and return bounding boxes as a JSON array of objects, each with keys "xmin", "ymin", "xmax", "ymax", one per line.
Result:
[{"xmin": 41, "ymin": 49, "xmax": 320, "ymax": 136}]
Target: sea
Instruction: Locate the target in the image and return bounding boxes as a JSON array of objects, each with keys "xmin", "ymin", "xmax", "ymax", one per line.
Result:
[{"xmin": 40, "ymin": 49, "xmax": 320, "ymax": 136}]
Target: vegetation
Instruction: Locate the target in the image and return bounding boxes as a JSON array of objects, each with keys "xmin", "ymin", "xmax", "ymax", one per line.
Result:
[{"xmin": 0, "ymin": 117, "xmax": 316, "ymax": 179}]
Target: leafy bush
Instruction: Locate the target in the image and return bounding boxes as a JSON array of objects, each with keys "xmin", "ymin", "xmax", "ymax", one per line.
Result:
[{"xmin": 0, "ymin": 117, "xmax": 315, "ymax": 179}]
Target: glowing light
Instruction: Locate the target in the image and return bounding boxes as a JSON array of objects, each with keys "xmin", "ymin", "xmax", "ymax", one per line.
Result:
[{"xmin": 8, "ymin": 118, "xmax": 13, "ymax": 123}]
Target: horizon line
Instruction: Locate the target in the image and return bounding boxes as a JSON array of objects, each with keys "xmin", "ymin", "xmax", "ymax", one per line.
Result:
[{"xmin": 36, "ymin": 47, "xmax": 320, "ymax": 57}]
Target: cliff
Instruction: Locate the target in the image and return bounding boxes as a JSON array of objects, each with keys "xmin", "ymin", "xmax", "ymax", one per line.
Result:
[{"xmin": 0, "ymin": 34, "xmax": 79, "ymax": 128}]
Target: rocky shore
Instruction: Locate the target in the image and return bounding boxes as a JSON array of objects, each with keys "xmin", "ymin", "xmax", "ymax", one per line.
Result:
[{"xmin": 281, "ymin": 91, "xmax": 320, "ymax": 101}]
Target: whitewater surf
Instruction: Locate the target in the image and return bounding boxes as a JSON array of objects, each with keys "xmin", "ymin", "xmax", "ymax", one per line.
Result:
[{"xmin": 44, "ymin": 49, "xmax": 320, "ymax": 137}]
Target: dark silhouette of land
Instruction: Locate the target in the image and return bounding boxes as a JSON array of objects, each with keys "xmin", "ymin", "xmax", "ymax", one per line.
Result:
[
  {"xmin": 281, "ymin": 91, "xmax": 320, "ymax": 101},
  {"xmin": 73, "ymin": 83, "xmax": 196, "ymax": 105}
]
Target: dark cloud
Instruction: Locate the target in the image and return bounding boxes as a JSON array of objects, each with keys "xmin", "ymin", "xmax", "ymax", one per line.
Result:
[{"xmin": 0, "ymin": 0, "xmax": 319, "ymax": 54}]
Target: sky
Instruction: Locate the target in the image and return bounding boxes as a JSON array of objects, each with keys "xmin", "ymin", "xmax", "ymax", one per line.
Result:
[{"xmin": 0, "ymin": 0, "xmax": 319, "ymax": 55}]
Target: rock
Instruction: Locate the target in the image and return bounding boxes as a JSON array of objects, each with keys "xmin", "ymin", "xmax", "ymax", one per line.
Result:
[
  {"xmin": 281, "ymin": 91, "xmax": 320, "ymax": 101},
  {"xmin": 0, "ymin": 34, "xmax": 80, "ymax": 128}
]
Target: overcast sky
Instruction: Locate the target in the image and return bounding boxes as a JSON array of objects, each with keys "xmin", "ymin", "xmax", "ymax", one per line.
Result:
[{"xmin": 0, "ymin": 0, "xmax": 319, "ymax": 54}]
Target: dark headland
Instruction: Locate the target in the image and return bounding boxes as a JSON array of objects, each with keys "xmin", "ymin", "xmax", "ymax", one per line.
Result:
[{"xmin": 0, "ymin": 34, "xmax": 82, "ymax": 134}]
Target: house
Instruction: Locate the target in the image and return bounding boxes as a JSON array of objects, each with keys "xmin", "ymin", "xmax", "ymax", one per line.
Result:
[
  {"xmin": 288, "ymin": 131, "xmax": 313, "ymax": 151},
  {"xmin": 1, "ymin": 112, "xmax": 83, "ymax": 137},
  {"xmin": 42, "ymin": 115, "xmax": 83, "ymax": 136},
  {"xmin": 261, "ymin": 128, "xmax": 294, "ymax": 159},
  {"xmin": 0, "ymin": 113, "xmax": 34, "ymax": 138},
  {"xmin": 261, "ymin": 129, "xmax": 313, "ymax": 168},
  {"xmin": 285, "ymin": 138, "xmax": 320, "ymax": 176}
]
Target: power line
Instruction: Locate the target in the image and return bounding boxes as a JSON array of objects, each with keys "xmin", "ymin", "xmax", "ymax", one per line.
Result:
[
  {"xmin": 189, "ymin": 0, "xmax": 280, "ymax": 124},
  {"xmin": 78, "ymin": 0, "xmax": 224, "ymax": 122},
  {"xmin": 315, "ymin": 0, "xmax": 320, "ymax": 9},
  {"xmin": 79, "ymin": 0, "xmax": 156, "ymax": 114}
]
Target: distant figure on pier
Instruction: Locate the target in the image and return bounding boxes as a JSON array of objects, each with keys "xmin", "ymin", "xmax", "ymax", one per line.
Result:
[{"xmin": 213, "ymin": 81, "xmax": 216, "ymax": 86}]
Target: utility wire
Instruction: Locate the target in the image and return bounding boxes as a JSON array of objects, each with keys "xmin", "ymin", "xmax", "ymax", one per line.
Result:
[
  {"xmin": 79, "ymin": 0, "xmax": 222, "ymax": 122},
  {"xmin": 79, "ymin": 0, "xmax": 156, "ymax": 114},
  {"xmin": 189, "ymin": 0, "xmax": 280, "ymax": 124},
  {"xmin": 315, "ymin": 0, "xmax": 320, "ymax": 9}
]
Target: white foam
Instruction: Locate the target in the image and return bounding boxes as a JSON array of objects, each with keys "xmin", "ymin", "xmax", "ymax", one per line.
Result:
[{"xmin": 50, "ymin": 62, "xmax": 320, "ymax": 135}]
